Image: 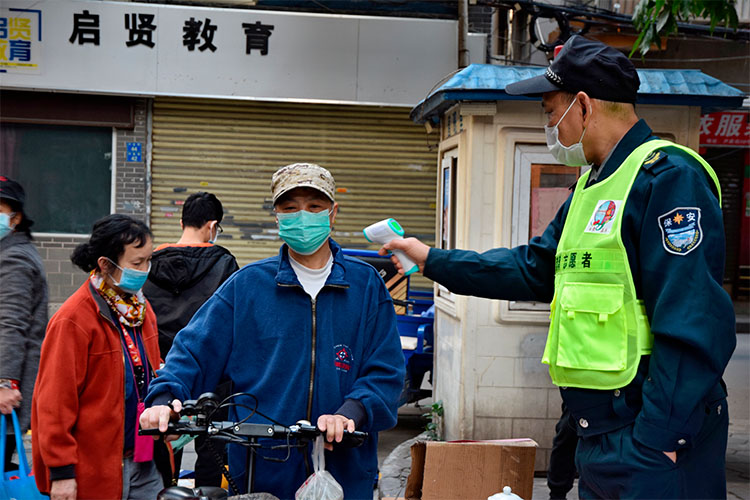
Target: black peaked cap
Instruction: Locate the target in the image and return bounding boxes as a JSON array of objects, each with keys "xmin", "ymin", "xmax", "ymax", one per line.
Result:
[{"xmin": 505, "ymin": 35, "xmax": 640, "ymax": 103}]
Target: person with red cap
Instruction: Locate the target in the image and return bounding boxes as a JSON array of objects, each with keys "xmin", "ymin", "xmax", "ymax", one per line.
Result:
[{"xmin": 382, "ymin": 35, "xmax": 735, "ymax": 499}]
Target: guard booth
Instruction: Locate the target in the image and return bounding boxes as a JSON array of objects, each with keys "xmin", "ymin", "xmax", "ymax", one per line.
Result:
[{"xmin": 410, "ymin": 64, "xmax": 744, "ymax": 471}]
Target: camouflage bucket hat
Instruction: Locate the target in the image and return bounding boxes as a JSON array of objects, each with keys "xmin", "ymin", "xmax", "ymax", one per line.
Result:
[{"xmin": 271, "ymin": 163, "xmax": 335, "ymax": 204}]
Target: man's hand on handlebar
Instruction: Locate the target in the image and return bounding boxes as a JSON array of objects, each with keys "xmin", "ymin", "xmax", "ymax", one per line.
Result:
[
  {"xmin": 139, "ymin": 399, "xmax": 183, "ymax": 441},
  {"xmin": 317, "ymin": 414, "xmax": 355, "ymax": 451}
]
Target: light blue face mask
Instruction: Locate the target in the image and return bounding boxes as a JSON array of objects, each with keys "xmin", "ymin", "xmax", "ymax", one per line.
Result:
[
  {"xmin": 0, "ymin": 213, "xmax": 15, "ymax": 240},
  {"xmin": 277, "ymin": 209, "xmax": 331, "ymax": 256},
  {"xmin": 208, "ymin": 223, "xmax": 219, "ymax": 245},
  {"xmin": 107, "ymin": 258, "xmax": 151, "ymax": 295}
]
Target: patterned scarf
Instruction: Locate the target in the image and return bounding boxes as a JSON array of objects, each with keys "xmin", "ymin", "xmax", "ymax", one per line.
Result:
[{"xmin": 89, "ymin": 270, "xmax": 146, "ymax": 328}]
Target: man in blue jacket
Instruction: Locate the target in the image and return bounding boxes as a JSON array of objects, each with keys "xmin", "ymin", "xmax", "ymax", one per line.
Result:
[
  {"xmin": 141, "ymin": 163, "xmax": 405, "ymax": 499},
  {"xmin": 383, "ymin": 36, "xmax": 735, "ymax": 499}
]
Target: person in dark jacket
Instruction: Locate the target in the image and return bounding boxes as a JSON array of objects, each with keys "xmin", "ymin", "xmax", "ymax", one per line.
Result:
[
  {"xmin": 0, "ymin": 176, "xmax": 48, "ymax": 472},
  {"xmin": 144, "ymin": 192, "xmax": 238, "ymax": 357},
  {"xmin": 141, "ymin": 163, "xmax": 404, "ymax": 499},
  {"xmin": 143, "ymin": 191, "xmax": 238, "ymax": 486},
  {"xmin": 382, "ymin": 36, "xmax": 735, "ymax": 499}
]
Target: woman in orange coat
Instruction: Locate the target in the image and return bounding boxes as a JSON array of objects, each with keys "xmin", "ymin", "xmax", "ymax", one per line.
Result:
[{"xmin": 32, "ymin": 214, "xmax": 169, "ymax": 500}]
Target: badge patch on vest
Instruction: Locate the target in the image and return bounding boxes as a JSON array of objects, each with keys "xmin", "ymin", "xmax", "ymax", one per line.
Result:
[
  {"xmin": 658, "ymin": 207, "xmax": 702, "ymax": 255},
  {"xmin": 334, "ymin": 344, "xmax": 353, "ymax": 372},
  {"xmin": 584, "ymin": 200, "xmax": 622, "ymax": 234}
]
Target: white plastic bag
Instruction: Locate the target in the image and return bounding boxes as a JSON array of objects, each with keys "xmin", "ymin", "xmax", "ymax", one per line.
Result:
[{"xmin": 294, "ymin": 435, "xmax": 344, "ymax": 500}]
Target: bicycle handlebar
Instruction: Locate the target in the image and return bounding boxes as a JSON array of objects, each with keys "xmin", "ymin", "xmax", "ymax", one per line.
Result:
[
  {"xmin": 139, "ymin": 420, "xmax": 367, "ymax": 448},
  {"xmin": 137, "ymin": 393, "xmax": 368, "ymax": 449}
]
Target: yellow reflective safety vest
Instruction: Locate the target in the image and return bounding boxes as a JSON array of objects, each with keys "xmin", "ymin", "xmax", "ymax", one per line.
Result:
[{"xmin": 542, "ymin": 140, "xmax": 722, "ymax": 390}]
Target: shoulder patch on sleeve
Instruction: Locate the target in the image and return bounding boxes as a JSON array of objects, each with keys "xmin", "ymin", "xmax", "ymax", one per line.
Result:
[
  {"xmin": 641, "ymin": 150, "xmax": 669, "ymax": 172},
  {"xmin": 658, "ymin": 207, "xmax": 702, "ymax": 256}
]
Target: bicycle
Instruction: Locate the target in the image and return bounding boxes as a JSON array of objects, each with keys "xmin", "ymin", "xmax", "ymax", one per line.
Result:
[{"xmin": 139, "ymin": 392, "xmax": 368, "ymax": 500}]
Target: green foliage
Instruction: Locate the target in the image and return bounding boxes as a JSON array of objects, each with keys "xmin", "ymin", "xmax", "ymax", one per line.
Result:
[
  {"xmin": 422, "ymin": 400, "xmax": 444, "ymax": 441},
  {"xmin": 631, "ymin": 0, "xmax": 739, "ymax": 56}
]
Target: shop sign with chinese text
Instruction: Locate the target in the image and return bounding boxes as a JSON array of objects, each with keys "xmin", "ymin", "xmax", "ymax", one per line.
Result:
[
  {"xmin": 0, "ymin": 0, "xmax": 475, "ymax": 106},
  {"xmin": 700, "ymin": 111, "xmax": 750, "ymax": 147},
  {"xmin": 0, "ymin": 6, "xmax": 41, "ymax": 73}
]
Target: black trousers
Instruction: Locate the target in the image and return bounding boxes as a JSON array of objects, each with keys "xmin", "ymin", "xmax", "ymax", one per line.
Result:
[{"xmin": 548, "ymin": 403, "xmax": 579, "ymax": 500}]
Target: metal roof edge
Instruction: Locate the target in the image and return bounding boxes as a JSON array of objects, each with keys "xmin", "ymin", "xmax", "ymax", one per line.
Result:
[
  {"xmin": 409, "ymin": 89, "xmax": 538, "ymax": 123},
  {"xmin": 411, "ymin": 64, "xmax": 748, "ymax": 123}
]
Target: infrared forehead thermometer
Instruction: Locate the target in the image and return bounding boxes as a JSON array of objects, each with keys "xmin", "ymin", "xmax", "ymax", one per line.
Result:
[{"xmin": 363, "ymin": 219, "xmax": 419, "ymax": 276}]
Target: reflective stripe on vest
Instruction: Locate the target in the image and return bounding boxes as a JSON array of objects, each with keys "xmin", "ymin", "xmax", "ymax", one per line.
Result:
[{"xmin": 542, "ymin": 140, "xmax": 721, "ymax": 390}]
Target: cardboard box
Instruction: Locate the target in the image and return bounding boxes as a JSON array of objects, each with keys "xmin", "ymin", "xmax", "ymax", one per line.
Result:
[{"xmin": 405, "ymin": 439, "xmax": 537, "ymax": 500}]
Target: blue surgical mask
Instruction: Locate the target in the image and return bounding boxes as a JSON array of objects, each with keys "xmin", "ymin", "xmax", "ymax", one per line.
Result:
[
  {"xmin": 0, "ymin": 213, "xmax": 15, "ymax": 240},
  {"xmin": 277, "ymin": 209, "xmax": 331, "ymax": 256},
  {"xmin": 107, "ymin": 258, "xmax": 151, "ymax": 294}
]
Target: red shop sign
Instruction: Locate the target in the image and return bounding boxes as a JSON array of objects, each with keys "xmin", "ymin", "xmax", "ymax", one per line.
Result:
[{"xmin": 700, "ymin": 111, "xmax": 750, "ymax": 147}]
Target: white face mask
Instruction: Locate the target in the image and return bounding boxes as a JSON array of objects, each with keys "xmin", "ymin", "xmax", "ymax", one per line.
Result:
[{"xmin": 545, "ymin": 98, "xmax": 591, "ymax": 167}]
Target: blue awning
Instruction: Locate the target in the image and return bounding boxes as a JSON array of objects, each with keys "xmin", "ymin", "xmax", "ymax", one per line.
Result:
[{"xmin": 410, "ymin": 64, "xmax": 746, "ymax": 123}]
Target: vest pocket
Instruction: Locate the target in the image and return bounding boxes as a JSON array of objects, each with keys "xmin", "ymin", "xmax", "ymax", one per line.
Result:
[{"xmin": 556, "ymin": 282, "xmax": 627, "ymax": 371}]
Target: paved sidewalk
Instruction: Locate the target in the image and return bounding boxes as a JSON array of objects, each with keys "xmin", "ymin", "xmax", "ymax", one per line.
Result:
[{"xmin": 727, "ymin": 419, "xmax": 750, "ymax": 500}]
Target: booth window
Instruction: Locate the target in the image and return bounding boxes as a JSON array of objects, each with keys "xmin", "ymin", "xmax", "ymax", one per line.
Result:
[
  {"xmin": 436, "ymin": 148, "xmax": 458, "ymax": 303},
  {"xmin": 0, "ymin": 123, "xmax": 112, "ymax": 234},
  {"xmin": 440, "ymin": 149, "xmax": 457, "ymax": 250},
  {"xmin": 511, "ymin": 145, "xmax": 586, "ymax": 311}
]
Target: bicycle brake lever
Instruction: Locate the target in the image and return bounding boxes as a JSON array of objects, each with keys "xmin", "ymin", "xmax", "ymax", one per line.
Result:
[
  {"xmin": 288, "ymin": 423, "xmax": 368, "ymax": 448},
  {"xmin": 138, "ymin": 420, "xmax": 205, "ymax": 436},
  {"xmin": 336, "ymin": 429, "xmax": 367, "ymax": 449}
]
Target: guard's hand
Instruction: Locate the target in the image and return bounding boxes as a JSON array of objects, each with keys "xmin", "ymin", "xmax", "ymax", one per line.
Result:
[
  {"xmin": 50, "ymin": 478, "xmax": 77, "ymax": 500},
  {"xmin": 379, "ymin": 237, "xmax": 430, "ymax": 274},
  {"xmin": 317, "ymin": 414, "xmax": 355, "ymax": 451},
  {"xmin": 0, "ymin": 387, "xmax": 21, "ymax": 415},
  {"xmin": 663, "ymin": 451, "xmax": 677, "ymax": 463},
  {"xmin": 139, "ymin": 400, "xmax": 182, "ymax": 440}
]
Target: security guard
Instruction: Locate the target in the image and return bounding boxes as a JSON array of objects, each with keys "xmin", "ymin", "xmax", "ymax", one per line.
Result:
[{"xmin": 383, "ymin": 35, "xmax": 736, "ymax": 499}]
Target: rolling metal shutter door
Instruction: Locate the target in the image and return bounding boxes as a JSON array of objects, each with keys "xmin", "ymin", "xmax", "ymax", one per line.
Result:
[{"xmin": 150, "ymin": 97, "xmax": 437, "ymax": 287}]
